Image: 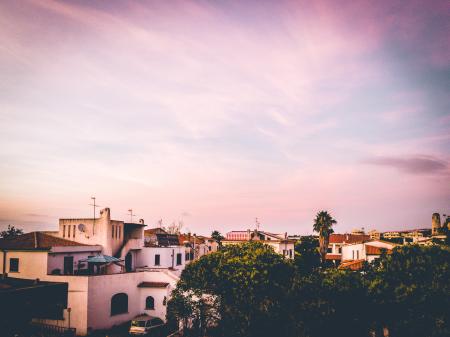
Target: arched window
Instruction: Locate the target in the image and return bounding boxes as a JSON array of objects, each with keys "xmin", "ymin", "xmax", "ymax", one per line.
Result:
[
  {"xmin": 145, "ymin": 296, "xmax": 155, "ymax": 310},
  {"xmin": 111, "ymin": 293, "xmax": 128, "ymax": 316}
]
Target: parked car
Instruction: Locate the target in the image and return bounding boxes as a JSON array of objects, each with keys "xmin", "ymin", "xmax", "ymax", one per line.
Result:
[{"xmin": 129, "ymin": 315, "xmax": 165, "ymax": 336}]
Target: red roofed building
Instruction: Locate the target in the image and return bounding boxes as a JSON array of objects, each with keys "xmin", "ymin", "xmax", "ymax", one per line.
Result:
[{"xmin": 326, "ymin": 234, "xmax": 371, "ymax": 263}]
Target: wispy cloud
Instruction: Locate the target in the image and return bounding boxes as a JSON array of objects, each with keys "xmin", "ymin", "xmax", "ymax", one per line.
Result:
[
  {"xmin": 364, "ymin": 156, "xmax": 449, "ymax": 174},
  {"xmin": 0, "ymin": 0, "xmax": 449, "ymax": 233}
]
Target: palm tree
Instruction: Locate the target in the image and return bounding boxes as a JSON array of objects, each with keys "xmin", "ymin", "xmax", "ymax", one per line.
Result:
[{"xmin": 313, "ymin": 211, "xmax": 336, "ymax": 264}]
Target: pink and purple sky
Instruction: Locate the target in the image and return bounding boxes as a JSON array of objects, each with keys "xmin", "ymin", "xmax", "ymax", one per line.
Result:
[{"xmin": 0, "ymin": 0, "xmax": 449, "ymax": 235}]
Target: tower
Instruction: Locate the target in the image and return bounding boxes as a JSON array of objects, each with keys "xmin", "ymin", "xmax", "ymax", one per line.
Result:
[{"xmin": 431, "ymin": 213, "xmax": 441, "ymax": 236}]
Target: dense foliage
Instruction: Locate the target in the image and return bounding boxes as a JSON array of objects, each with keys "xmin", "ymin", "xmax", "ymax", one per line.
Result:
[
  {"xmin": 0, "ymin": 225, "xmax": 23, "ymax": 239},
  {"xmin": 168, "ymin": 242, "xmax": 450, "ymax": 337}
]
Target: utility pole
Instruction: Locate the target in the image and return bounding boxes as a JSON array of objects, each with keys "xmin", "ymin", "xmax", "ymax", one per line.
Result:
[{"xmin": 89, "ymin": 197, "xmax": 100, "ymax": 235}]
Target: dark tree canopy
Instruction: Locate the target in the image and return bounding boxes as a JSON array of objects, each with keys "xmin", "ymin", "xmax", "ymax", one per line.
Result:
[
  {"xmin": 0, "ymin": 225, "xmax": 24, "ymax": 239},
  {"xmin": 210, "ymin": 230, "xmax": 224, "ymax": 246}
]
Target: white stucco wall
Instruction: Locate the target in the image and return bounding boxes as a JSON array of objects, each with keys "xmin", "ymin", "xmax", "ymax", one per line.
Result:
[
  {"xmin": 137, "ymin": 246, "xmax": 185, "ymax": 271},
  {"xmin": 57, "ymin": 208, "xmax": 124, "ymax": 256},
  {"xmin": 341, "ymin": 243, "xmax": 365, "ymax": 261},
  {"xmin": 86, "ymin": 271, "xmax": 176, "ymax": 331}
]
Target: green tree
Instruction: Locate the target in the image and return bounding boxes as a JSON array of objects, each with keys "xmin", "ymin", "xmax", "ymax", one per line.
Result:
[
  {"xmin": 368, "ymin": 245, "xmax": 450, "ymax": 337},
  {"xmin": 0, "ymin": 225, "xmax": 24, "ymax": 239},
  {"xmin": 211, "ymin": 230, "xmax": 225, "ymax": 247},
  {"xmin": 168, "ymin": 242, "xmax": 295, "ymax": 337},
  {"xmin": 294, "ymin": 235, "xmax": 321, "ymax": 274},
  {"xmin": 313, "ymin": 211, "xmax": 336, "ymax": 263},
  {"xmin": 290, "ymin": 269, "xmax": 371, "ymax": 337}
]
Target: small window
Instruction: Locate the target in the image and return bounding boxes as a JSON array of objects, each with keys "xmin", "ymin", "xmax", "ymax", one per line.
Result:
[
  {"xmin": 185, "ymin": 252, "xmax": 190, "ymax": 261},
  {"xmin": 338, "ymin": 247, "xmax": 342, "ymax": 254},
  {"xmin": 289, "ymin": 249, "xmax": 293, "ymax": 258},
  {"xmin": 118, "ymin": 226, "xmax": 121, "ymax": 239},
  {"xmin": 357, "ymin": 251, "xmax": 360, "ymax": 259},
  {"xmin": 155, "ymin": 254, "xmax": 160, "ymax": 266},
  {"xmin": 111, "ymin": 293, "xmax": 128, "ymax": 316},
  {"xmin": 145, "ymin": 296, "xmax": 155, "ymax": 310},
  {"xmin": 112, "ymin": 225, "xmax": 115, "ymax": 239},
  {"xmin": 63, "ymin": 225, "xmax": 66, "ymax": 238},
  {"xmin": 176, "ymin": 253, "xmax": 182, "ymax": 265},
  {"xmin": 68, "ymin": 225, "xmax": 71, "ymax": 238},
  {"xmin": 327, "ymin": 247, "xmax": 332, "ymax": 253},
  {"xmin": 9, "ymin": 258, "xmax": 19, "ymax": 272},
  {"xmin": 352, "ymin": 251, "xmax": 355, "ymax": 259},
  {"xmin": 73, "ymin": 225, "xmax": 76, "ymax": 238}
]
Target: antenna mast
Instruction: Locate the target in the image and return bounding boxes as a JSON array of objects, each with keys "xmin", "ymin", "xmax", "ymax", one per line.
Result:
[
  {"xmin": 255, "ymin": 217, "xmax": 260, "ymax": 230},
  {"xmin": 89, "ymin": 197, "xmax": 101, "ymax": 235},
  {"xmin": 128, "ymin": 209, "xmax": 137, "ymax": 223}
]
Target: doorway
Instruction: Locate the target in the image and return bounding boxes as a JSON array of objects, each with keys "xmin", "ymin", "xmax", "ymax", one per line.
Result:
[{"xmin": 125, "ymin": 252, "xmax": 133, "ymax": 272}]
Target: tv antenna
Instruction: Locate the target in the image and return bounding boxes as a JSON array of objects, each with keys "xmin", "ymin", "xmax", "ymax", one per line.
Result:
[
  {"xmin": 127, "ymin": 209, "xmax": 137, "ymax": 223},
  {"xmin": 255, "ymin": 217, "xmax": 260, "ymax": 230},
  {"xmin": 89, "ymin": 197, "xmax": 101, "ymax": 235}
]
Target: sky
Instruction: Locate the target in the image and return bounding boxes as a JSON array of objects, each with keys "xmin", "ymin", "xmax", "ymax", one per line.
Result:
[{"xmin": 0, "ymin": 0, "xmax": 449, "ymax": 236}]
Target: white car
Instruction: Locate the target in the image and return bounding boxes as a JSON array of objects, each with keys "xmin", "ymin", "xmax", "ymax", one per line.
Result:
[{"xmin": 129, "ymin": 315, "xmax": 165, "ymax": 335}]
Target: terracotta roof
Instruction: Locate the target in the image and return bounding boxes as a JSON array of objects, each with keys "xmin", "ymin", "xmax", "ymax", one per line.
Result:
[
  {"xmin": 329, "ymin": 234, "xmax": 370, "ymax": 244},
  {"xmin": 325, "ymin": 254, "xmax": 342, "ymax": 260},
  {"xmin": 137, "ymin": 282, "xmax": 169, "ymax": 288},
  {"xmin": 339, "ymin": 259, "xmax": 365, "ymax": 270},
  {"xmin": 0, "ymin": 232, "xmax": 93, "ymax": 251},
  {"xmin": 365, "ymin": 244, "xmax": 393, "ymax": 255}
]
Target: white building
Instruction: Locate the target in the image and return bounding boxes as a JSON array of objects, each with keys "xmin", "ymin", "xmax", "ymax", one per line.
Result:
[
  {"xmin": 340, "ymin": 240, "xmax": 397, "ymax": 266},
  {"xmin": 222, "ymin": 229, "xmax": 295, "ymax": 259},
  {"xmin": 325, "ymin": 233, "xmax": 371, "ymax": 263},
  {"xmin": 0, "ymin": 208, "xmax": 185, "ymax": 335}
]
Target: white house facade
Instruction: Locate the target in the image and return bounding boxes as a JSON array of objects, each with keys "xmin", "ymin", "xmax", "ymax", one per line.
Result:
[{"xmin": 0, "ymin": 208, "xmax": 185, "ymax": 336}]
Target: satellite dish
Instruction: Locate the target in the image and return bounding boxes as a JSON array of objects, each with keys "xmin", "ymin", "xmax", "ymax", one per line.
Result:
[{"xmin": 78, "ymin": 223, "xmax": 86, "ymax": 232}]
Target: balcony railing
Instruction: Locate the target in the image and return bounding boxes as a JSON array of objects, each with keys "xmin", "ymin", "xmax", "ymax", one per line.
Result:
[{"xmin": 30, "ymin": 322, "xmax": 76, "ymax": 337}]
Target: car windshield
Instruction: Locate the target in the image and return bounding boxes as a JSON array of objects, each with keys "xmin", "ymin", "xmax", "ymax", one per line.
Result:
[{"xmin": 131, "ymin": 320, "xmax": 146, "ymax": 327}]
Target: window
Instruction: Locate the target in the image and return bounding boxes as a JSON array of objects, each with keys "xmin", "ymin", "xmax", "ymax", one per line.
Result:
[
  {"xmin": 73, "ymin": 225, "xmax": 76, "ymax": 238},
  {"xmin": 111, "ymin": 293, "xmax": 128, "ymax": 316},
  {"xmin": 185, "ymin": 252, "xmax": 190, "ymax": 261},
  {"xmin": 338, "ymin": 247, "xmax": 342, "ymax": 254},
  {"xmin": 63, "ymin": 225, "xmax": 66, "ymax": 238},
  {"xmin": 9, "ymin": 258, "xmax": 19, "ymax": 272},
  {"xmin": 118, "ymin": 226, "xmax": 121, "ymax": 239},
  {"xmin": 357, "ymin": 251, "xmax": 360, "ymax": 259},
  {"xmin": 145, "ymin": 296, "xmax": 155, "ymax": 310},
  {"xmin": 327, "ymin": 247, "xmax": 332, "ymax": 253},
  {"xmin": 176, "ymin": 253, "xmax": 182, "ymax": 265},
  {"xmin": 68, "ymin": 225, "xmax": 71, "ymax": 238},
  {"xmin": 112, "ymin": 225, "xmax": 115, "ymax": 238},
  {"xmin": 64, "ymin": 256, "xmax": 74, "ymax": 275},
  {"xmin": 352, "ymin": 251, "xmax": 355, "ymax": 259},
  {"xmin": 155, "ymin": 254, "xmax": 160, "ymax": 266},
  {"xmin": 289, "ymin": 249, "xmax": 293, "ymax": 258}
]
